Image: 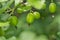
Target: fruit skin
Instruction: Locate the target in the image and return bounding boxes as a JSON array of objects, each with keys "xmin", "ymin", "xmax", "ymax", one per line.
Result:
[
  {"xmin": 9, "ymin": 16, "xmax": 18, "ymax": 26},
  {"xmin": 33, "ymin": 12, "xmax": 40, "ymax": 19},
  {"xmin": 49, "ymin": 3, "xmax": 56, "ymax": 13},
  {"xmin": 26, "ymin": 13, "xmax": 34, "ymax": 24}
]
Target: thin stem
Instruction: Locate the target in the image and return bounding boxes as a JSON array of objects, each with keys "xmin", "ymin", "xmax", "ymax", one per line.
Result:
[{"xmin": 10, "ymin": 8, "xmax": 15, "ymax": 15}]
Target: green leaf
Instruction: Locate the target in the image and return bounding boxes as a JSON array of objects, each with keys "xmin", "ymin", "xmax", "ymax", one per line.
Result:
[
  {"xmin": 0, "ymin": 21, "xmax": 10, "ymax": 27},
  {"xmin": 35, "ymin": 35, "xmax": 48, "ymax": 40},
  {"xmin": 5, "ymin": 26, "xmax": 17, "ymax": 38},
  {"xmin": 0, "ymin": 0, "xmax": 14, "ymax": 14},
  {"xmin": 0, "ymin": 28, "xmax": 5, "ymax": 36},
  {"xmin": 7, "ymin": 36, "xmax": 16, "ymax": 40},
  {"xmin": 27, "ymin": 0, "xmax": 45, "ymax": 9},
  {"xmin": 0, "ymin": 0, "xmax": 8, "ymax": 2},
  {"xmin": 0, "ymin": 13, "xmax": 10, "ymax": 21},
  {"xmin": 18, "ymin": 31, "xmax": 36, "ymax": 40},
  {"xmin": 0, "ymin": 36, "xmax": 6, "ymax": 40},
  {"xmin": 15, "ymin": 0, "xmax": 23, "ymax": 7}
]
